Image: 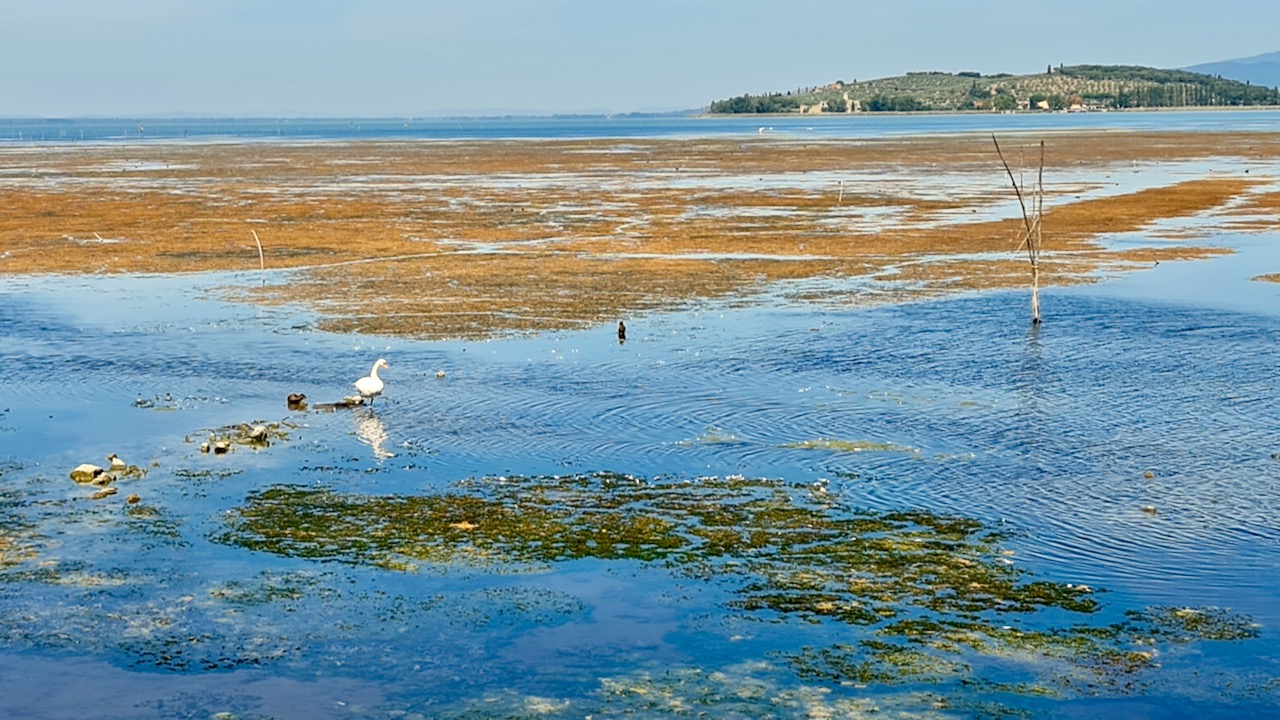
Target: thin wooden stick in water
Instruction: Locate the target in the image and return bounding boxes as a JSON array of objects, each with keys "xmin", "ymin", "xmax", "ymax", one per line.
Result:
[
  {"xmin": 251, "ymin": 229, "xmax": 265, "ymax": 271},
  {"xmin": 992, "ymin": 135, "xmax": 1045, "ymax": 324}
]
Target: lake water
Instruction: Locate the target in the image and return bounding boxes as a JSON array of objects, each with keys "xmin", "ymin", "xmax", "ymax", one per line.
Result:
[
  {"xmin": 2, "ymin": 108, "xmax": 1280, "ymax": 143},
  {"xmin": 2, "ymin": 114, "xmax": 1280, "ymax": 719}
]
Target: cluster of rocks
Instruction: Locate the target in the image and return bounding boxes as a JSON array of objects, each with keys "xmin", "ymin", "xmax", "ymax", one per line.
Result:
[
  {"xmin": 195, "ymin": 421, "xmax": 291, "ymax": 454},
  {"xmin": 69, "ymin": 403, "xmax": 303, "ymax": 504},
  {"xmin": 69, "ymin": 453, "xmax": 147, "ymax": 502}
]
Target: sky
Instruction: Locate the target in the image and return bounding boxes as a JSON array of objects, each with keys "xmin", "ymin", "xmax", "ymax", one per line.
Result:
[{"xmin": 3, "ymin": 0, "xmax": 1279, "ymax": 118}]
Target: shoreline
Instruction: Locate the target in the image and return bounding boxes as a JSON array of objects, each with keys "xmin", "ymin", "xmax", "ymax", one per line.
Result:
[
  {"xmin": 696, "ymin": 104, "xmax": 1280, "ymax": 119},
  {"xmin": 4, "ymin": 104, "xmax": 1278, "ymax": 123}
]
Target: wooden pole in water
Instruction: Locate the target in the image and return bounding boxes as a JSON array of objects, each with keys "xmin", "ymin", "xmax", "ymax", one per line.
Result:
[
  {"xmin": 251, "ymin": 229, "xmax": 265, "ymax": 271},
  {"xmin": 251, "ymin": 228, "xmax": 267, "ymax": 287},
  {"xmin": 1031, "ymin": 141, "xmax": 1044, "ymax": 324},
  {"xmin": 992, "ymin": 135, "xmax": 1044, "ymax": 324}
]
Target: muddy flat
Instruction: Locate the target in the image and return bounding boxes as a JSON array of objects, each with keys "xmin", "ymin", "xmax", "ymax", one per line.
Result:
[{"xmin": 3, "ymin": 130, "xmax": 1278, "ymax": 338}]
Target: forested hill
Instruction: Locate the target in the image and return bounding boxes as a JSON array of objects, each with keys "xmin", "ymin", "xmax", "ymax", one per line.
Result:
[{"xmin": 709, "ymin": 65, "xmax": 1280, "ymax": 114}]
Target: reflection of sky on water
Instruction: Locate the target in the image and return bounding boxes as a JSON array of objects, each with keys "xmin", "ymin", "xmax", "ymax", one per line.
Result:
[
  {"xmin": 3, "ymin": 223, "xmax": 1280, "ymax": 716},
  {"xmin": 5, "ymin": 110, "xmax": 1280, "ymax": 144}
]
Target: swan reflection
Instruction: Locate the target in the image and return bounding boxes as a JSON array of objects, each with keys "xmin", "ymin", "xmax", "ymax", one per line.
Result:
[{"xmin": 355, "ymin": 409, "xmax": 395, "ymax": 459}]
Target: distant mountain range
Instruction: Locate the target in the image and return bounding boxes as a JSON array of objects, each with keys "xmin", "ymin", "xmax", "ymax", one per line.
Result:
[{"xmin": 1185, "ymin": 51, "xmax": 1280, "ymax": 88}]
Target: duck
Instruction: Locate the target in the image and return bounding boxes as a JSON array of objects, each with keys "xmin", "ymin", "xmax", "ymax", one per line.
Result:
[
  {"xmin": 286, "ymin": 392, "xmax": 307, "ymax": 410},
  {"xmin": 354, "ymin": 358, "xmax": 389, "ymax": 406}
]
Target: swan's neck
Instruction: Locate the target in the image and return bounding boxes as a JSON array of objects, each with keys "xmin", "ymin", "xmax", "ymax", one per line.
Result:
[{"xmin": 370, "ymin": 362, "xmax": 382, "ymax": 380}]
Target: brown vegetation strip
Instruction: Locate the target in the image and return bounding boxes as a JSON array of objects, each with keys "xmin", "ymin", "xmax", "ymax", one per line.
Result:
[{"xmin": 1, "ymin": 130, "xmax": 1276, "ymax": 338}]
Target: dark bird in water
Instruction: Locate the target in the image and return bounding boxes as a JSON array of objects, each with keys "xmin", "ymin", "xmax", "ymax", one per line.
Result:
[
  {"xmin": 286, "ymin": 393, "xmax": 308, "ymax": 410},
  {"xmin": 618, "ymin": 321, "xmax": 627, "ymax": 343}
]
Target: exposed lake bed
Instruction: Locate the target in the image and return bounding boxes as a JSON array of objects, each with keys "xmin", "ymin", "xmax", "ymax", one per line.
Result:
[{"xmin": 3, "ymin": 120, "xmax": 1280, "ymax": 718}]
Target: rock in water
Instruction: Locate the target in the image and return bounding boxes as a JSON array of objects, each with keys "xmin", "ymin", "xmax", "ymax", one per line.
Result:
[
  {"xmin": 70, "ymin": 464, "xmax": 105, "ymax": 483},
  {"xmin": 90, "ymin": 486, "xmax": 118, "ymax": 500}
]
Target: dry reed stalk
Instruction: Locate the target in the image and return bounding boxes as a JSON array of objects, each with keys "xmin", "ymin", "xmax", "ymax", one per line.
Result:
[
  {"xmin": 251, "ymin": 228, "xmax": 266, "ymax": 268},
  {"xmin": 993, "ymin": 136, "xmax": 1045, "ymax": 324}
]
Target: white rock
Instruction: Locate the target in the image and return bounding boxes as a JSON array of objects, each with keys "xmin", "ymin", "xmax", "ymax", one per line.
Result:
[{"xmin": 70, "ymin": 464, "xmax": 104, "ymax": 483}]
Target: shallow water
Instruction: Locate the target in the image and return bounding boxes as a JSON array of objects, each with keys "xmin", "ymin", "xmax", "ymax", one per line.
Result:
[
  {"xmin": 2, "ymin": 247, "xmax": 1280, "ymax": 718},
  {"xmin": 5, "ymin": 109, "xmax": 1280, "ymax": 144}
]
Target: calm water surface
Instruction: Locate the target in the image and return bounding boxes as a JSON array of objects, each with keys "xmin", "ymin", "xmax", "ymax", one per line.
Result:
[
  {"xmin": 2, "ymin": 237, "xmax": 1280, "ymax": 718},
  {"xmin": 3, "ymin": 110, "xmax": 1280, "ymax": 719},
  {"xmin": 2, "ymin": 109, "xmax": 1279, "ymax": 143}
]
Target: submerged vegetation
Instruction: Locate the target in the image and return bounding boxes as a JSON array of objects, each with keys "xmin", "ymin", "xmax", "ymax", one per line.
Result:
[
  {"xmin": 213, "ymin": 472, "xmax": 1259, "ymax": 705},
  {"xmin": 1, "ymin": 126, "xmax": 1277, "ymax": 716},
  {"xmin": 782, "ymin": 438, "xmax": 920, "ymax": 454}
]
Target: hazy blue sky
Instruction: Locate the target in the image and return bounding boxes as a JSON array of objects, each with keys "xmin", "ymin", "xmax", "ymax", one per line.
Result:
[{"xmin": 4, "ymin": 0, "xmax": 1277, "ymax": 117}]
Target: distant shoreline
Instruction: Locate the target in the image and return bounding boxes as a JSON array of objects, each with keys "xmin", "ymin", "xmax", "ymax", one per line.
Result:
[
  {"xmin": 2, "ymin": 104, "xmax": 1280, "ymax": 124},
  {"xmin": 695, "ymin": 104, "xmax": 1280, "ymax": 119}
]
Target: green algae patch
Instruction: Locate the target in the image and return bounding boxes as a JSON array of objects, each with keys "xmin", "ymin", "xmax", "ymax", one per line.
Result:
[
  {"xmin": 1123, "ymin": 606, "xmax": 1261, "ymax": 642},
  {"xmin": 783, "ymin": 438, "xmax": 920, "ymax": 454},
  {"xmin": 216, "ymin": 474, "xmax": 1066, "ymax": 621},
  {"xmin": 0, "ymin": 563, "xmax": 585, "ymax": 675},
  {"xmin": 677, "ymin": 427, "xmax": 745, "ymax": 446},
  {"xmin": 0, "ymin": 488, "xmax": 38, "ymax": 569},
  {"xmin": 216, "ymin": 480, "xmax": 686, "ymax": 572},
  {"xmin": 214, "ymin": 471, "xmax": 1260, "ymax": 703},
  {"xmin": 428, "ymin": 664, "xmax": 933, "ymax": 720},
  {"xmin": 172, "ymin": 468, "xmax": 243, "ymax": 479},
  {"xmin": 427, "ymin": 662, "xmax": 1014, "ymax": 720}
]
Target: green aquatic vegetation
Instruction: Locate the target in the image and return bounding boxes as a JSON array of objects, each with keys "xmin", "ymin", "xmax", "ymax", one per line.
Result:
[
  {"xmin": 677, "ymin": 427, "xmax": 743, "ymax": 445},
  {"xmin": 880, "ymin": 617, "xmax": 1155, "ymax": 677},
  {"xmin": 1120, "ymin": 606, "xmax": 1261, "ymax": 642},
  {"xmin": 0, "ymin": 562, "xmax": 583, "ymax": 677},
  {"xmin": 0, "ymin": 466, "xmax": 1260, "ymax": 709},
  {"xmin": 213, "ymin": 471, "xmax": 1259, "ymax": 703},
  {"xmin": 172, "ymin": 468, "xmax": 243, "ymax": 479},
  {"xmin": 429, "ymin": 663, "xmax": 958, "ymax": 719},
  {"xmin": 123, "ymin": 503, "xmax": 187, "ymax": 546},
  {"xmin": 0, "ymin": 560, "xmax": 136, "ymax": 589},
  {"xmin": 209, "ymin": 570, "xmax": 340, "ymax": 606},
  {"xmin": 218, "ymin": 483, "xmax": 687, "ymax": 571},
  {"xmin": 783, "ymin": 438, "xmax": 920, "ymax": 454},
  {"xmin": 418, "ymin": 586, "xmax": 586, "ymax": 629},
  {"xmin": 0, "ymin": 488, "xmax": 38, "ymax": 569},
  {"xmin": 790, "ymin": 641, "xmax": 966, "ymax": 685}
]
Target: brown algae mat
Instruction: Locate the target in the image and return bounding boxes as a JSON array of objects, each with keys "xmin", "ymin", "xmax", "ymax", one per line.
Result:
[{"xmin": 3, "ymin": 130, "xmax": 1279, "ymax": 339}]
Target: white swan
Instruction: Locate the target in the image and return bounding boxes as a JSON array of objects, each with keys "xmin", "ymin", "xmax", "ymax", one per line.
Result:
[{"xmin": 354, "ymin": 358, "xmax": 389, "ymax": 405}]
